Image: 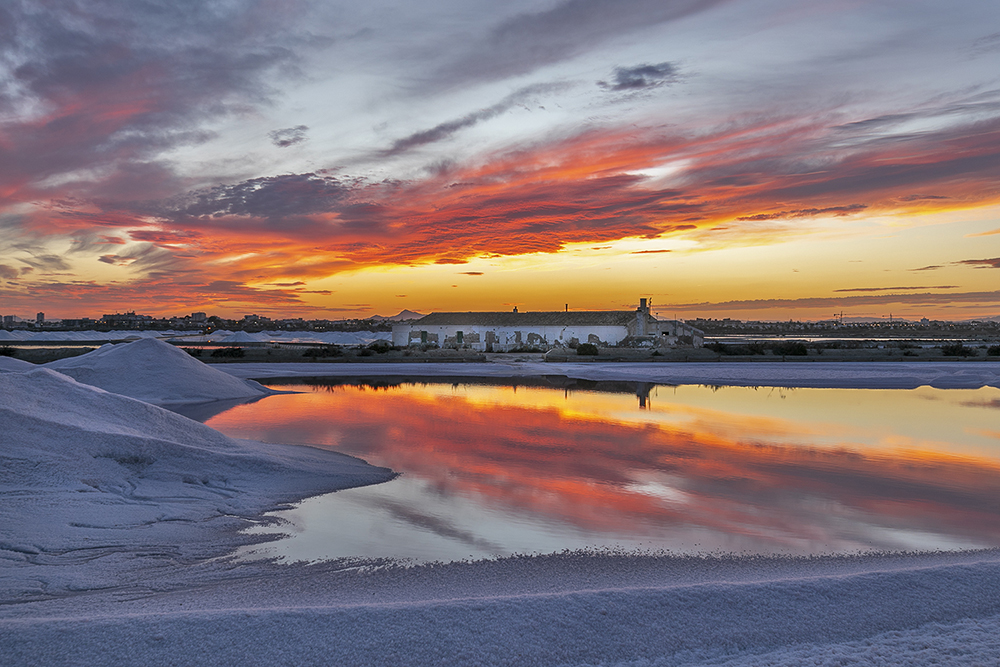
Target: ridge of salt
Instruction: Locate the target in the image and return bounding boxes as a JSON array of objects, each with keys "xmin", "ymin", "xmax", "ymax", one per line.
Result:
[{"xmin": 44, "ymin": 337, "xmax": 271, "ymax": 404}]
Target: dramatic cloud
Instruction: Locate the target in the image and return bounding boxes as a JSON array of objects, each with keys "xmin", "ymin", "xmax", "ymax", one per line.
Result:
[
  {"xmin": 2, "ymin": 1, "xmax": 998, "ymax": 318},
  {"xmin": 598, "ymin": 62, "xmax": 679, "ymax": 91},
  {"xmin": 268, "ymin": 125, "xmax": 309, "ymax": 148},
  {"xmin": 0, "ymin": 1, "xmax": 310, "ymax": 207}
]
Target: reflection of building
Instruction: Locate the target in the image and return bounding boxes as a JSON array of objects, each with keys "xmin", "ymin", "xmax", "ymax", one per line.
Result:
[{"xmin": 392, "ymin": 299, "xmax": 703, "ymax": 351}]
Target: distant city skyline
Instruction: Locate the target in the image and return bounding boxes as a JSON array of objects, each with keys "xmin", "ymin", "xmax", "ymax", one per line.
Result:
[{"xmin": 1, "ymin": 1, "xmax": 999, "ymax": 321}]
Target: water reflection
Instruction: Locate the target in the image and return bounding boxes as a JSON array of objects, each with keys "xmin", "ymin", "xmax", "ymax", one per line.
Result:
[{"xmin": 203, "ymin": 381, "xmax": 1000, "ymax": 562}]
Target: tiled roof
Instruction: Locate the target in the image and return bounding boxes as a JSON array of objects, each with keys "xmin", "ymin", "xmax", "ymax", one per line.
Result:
[{"xmin": 412, "ymin": 311, "xmax": 645, "ymax": 327}]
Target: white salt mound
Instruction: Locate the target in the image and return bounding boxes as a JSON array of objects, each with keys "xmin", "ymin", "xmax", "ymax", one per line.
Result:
[
  {"xmin": 0, "ymin": 356, "xmax": 33, "ymax": 372},
  {"xmin": 0, "ymin": 368, "xmax": 393, "ymax": 595},
  {"xmin": 44, "ymin": 337, "xmax": 272, "ymax": 404}
]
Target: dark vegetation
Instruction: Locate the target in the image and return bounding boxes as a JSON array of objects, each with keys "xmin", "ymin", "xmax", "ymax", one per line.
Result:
[
  {"xmin": 0, "ymin": 346, "xmax": 17, "ymax": 357},
  {"xmin": 940, "ymin": 342, "xmax": 978, "ymax": 357},
  {"xmin": 576, "ymin": 343, "xmax": 599, "ymax": 356},
  {"xmin": 210, "ymin": 346, "xmax": 245, "ymax": 358},
  {"xmin": 302, "ymin": 345, "xmax": 343, "ymax": 358}
]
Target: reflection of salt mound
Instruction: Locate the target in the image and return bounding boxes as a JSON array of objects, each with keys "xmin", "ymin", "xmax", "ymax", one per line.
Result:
[
  {"xmin": 0, "ymin": 368, "xmax": 393, "ymax": 558},
  {"xmin": 44, "ymin": 337, "xmax": 272, "ymax": 405}
]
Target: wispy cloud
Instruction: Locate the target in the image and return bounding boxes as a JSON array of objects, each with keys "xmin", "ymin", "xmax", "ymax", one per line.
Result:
[
  {"xmin": 382, "ymin": 83, "xmax": 569, "ymax": 156},
  {"xmin": 957, "ymin": 257, "xmax": 1000, "ymax": 268},
  {"xmin": 433, "ymin": 0, "xmax": 727, "ymax": 87},
  {"xmin": 834, "ymin": 286, "xmax": 959, "ymax": 293}
]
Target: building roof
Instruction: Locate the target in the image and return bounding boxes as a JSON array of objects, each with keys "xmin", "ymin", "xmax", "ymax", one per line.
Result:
[{"xmin": 411, "ymin": 311, "xmax": 649, "ymax": 327}]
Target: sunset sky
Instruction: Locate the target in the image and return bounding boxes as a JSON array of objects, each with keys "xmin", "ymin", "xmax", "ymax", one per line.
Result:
[{"xmin": 1, "ymin": 0, "xmax": 999, "ymax": 321}]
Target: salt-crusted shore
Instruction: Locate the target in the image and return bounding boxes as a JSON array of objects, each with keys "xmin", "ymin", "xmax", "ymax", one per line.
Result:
[
  {"xmin": 218, "ymin": 359, "xmax": 1000, "ymax": 389},
  {"xmin": 4, "ymin": 343, "xmax": 1000, "ymax": 666}
]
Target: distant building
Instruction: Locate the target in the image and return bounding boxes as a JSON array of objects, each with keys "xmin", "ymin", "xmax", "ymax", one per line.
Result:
[
  {"xmin": 2, "ymin": 315, "xmax": 14, "ymax": 327},
  {"xmin": 36, "ymin": 312, "xmax": 44, "ymax": 324},
  {"xmin": 100, "ymin": 311, "xmax": 153, "ymax": 329},
  {"xmin": 191, "ymin": 312, "xmax": 207, "ymax": 322},
  {"xmin": 392, "ymin": 299, "xmax": 703, "ymax": 351}
]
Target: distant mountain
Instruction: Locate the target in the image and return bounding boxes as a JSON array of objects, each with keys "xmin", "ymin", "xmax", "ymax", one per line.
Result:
[{"xmin": 371, "ymin": 310, "xmax": 425, "ymax": 322}]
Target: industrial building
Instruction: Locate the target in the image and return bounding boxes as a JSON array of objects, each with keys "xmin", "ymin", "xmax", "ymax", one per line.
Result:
[{"xmin": 392, "ymin": 299, "xmax": 703, "ymax": 351}]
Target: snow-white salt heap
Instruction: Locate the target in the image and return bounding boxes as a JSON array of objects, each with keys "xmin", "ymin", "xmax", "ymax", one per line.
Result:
[
  {"xmin": 0, "ymin": 356, "xmax": 33, "ymax": 373},
  {"xmin": 0, "ymin": 368, "xmax": 393, "ymax": 598},
  {"xmin": 44, "ymin": 337, "xmax": 272, "ymax": 405}
]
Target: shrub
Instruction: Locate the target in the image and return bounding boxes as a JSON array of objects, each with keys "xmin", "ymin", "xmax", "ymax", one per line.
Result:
[
  {"xmin": 367, "ymin": 340, "xmax": 393, "ymax": 354},
  {"xmin": 577, "ymin": 342, "xmax": 599, "ymax": 356},
  {"xmin": 770, "ymin": 341, "xmax": 808, "ymax": 356},
  {"xmin": 303, "ymin": 345, "xmax": 342, "ymax": 358},
  {"xmin": 210, "ymin": 346, "xmax": 245, "ymax": 358},
  {"xmin": 357, "ymin": 347, "xmax": 374, "ymax": 357},
  {"xmin": 708, "ymin": 342, "xmax": 765, "ymax": 356},
  {"xmin": 940, "ymin": 342, "xmax": 977, "ymax": 357},
  {"xmin": 988, "ymin": 345, "xmax": 1000, "ymax": 357},
  {"xmin": 182, "ymin": 347, "xmax": 203, "ymax": 357},
  {"xmin": 0, "ymin": 346, "xmax": 17, "ymax": 357}
]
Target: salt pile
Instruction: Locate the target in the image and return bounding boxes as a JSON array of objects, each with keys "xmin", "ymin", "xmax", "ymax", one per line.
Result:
[
  {"xmin": 44, "ymin": 337, "xmax": 274, "ymax": 405},
  {"xmin": 0, "ymin": 368, "xmax": 394, "ymax": 597},
  {"xmin": 0, "ymin": 356, "xmax": 33, "ymax": 372}
]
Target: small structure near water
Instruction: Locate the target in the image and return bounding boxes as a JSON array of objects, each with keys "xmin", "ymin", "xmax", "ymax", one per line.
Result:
[{"xmin": 392, "ymin": 299, "xmax": 704, "ymax": 351}]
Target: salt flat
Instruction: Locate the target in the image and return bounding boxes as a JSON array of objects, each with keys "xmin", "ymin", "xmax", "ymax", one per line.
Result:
[{"xmin": 219, "ymin": 359, "xmax": 1000, "ymax": 389}]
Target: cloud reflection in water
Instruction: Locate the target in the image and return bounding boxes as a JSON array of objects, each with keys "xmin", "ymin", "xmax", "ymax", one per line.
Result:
[{"xmin": 206, "ymin": 381, "xmax": 1000, "ymax": 562}]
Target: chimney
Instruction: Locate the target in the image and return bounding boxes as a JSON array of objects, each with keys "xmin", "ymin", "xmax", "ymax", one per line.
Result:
[{"xmin": 636, "ymin": 298, "xmax": 647, "ymax": 336}]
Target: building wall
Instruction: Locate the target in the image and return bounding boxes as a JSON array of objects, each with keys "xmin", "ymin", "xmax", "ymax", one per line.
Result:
[{"xmin": 393, "ymin": 323, "xmax": 632, "ymax": 350}]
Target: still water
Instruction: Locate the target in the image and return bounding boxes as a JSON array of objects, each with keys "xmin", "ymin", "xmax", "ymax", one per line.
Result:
[{"xmin": 203, "ymin": 379, "xmax": 1000, "ymax": 563}]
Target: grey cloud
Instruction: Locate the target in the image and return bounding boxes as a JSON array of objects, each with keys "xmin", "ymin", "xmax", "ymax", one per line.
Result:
[
  {"xmin": 0, "ymin": 264, "xmax": 19, "ymax": 280},
  {"xmin": 435, "ymin": 0, "xmax": 727, "ymax": 87},
  {"xmin": 165, "ymin": 173, "xmax": 349, "ymax": 221},
  {"xmin": 269, "ymin": 125, "xmax": 309, "ymax": 148},
  {"xmin": 384, "ymin": 83, "xmax": 567, "ymax": 156},
  {"xmin": 598, "ymin": 62, "xmax": 678, "ymax": 91},
  {"xmin": 12, "ymin": 252, "xmax": 71, "ymax": 272},
  {"xmin": 0, "ymin": 1, "xmax": 312, "ymax": 203}
]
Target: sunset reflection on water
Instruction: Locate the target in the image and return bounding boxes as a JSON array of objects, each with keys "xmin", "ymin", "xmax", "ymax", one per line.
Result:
[{"xmin": 204, "ymin": 381, "xmax": 1000, "ymax": 562}]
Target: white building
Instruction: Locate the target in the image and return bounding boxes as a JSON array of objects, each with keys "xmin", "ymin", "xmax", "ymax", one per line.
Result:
[{"xmin": 392, "ymin": 299, "xmax": 703, "ymax": 351}]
